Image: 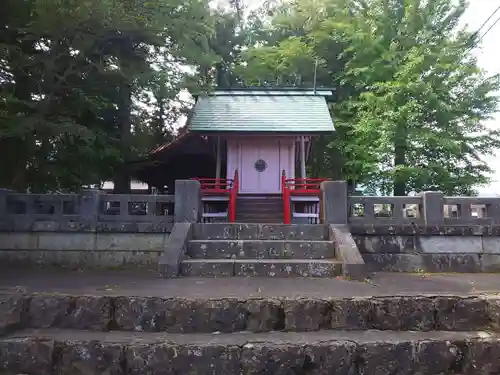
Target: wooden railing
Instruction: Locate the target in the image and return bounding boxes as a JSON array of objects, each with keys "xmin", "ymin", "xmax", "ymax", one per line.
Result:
[{"xmin": 282, "ymin": 172, "xmax": 330, "ymax": 224}]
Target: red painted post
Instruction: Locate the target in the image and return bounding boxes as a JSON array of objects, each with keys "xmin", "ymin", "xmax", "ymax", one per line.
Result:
[
  {"xmin": 229, "ymin": 170, "xmax": 238, "ymax": 223},
  {"xmin": 282, "ymin": 172, "xmax": 291, "ymax": 224}
]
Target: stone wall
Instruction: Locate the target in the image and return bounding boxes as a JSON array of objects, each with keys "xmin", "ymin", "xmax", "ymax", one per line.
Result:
[
  {"xmin": 0, "ymin": 182, "xmax": 202, "ymax": 269},
  {"xmin": 322, "ymin": 181, "xmax": 500, "ymax": 272}
]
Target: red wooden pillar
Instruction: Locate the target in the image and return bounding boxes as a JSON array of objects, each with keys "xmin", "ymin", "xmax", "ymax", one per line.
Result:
[{"xmin": 282, "ymin": 171, "xmax": 291, "ymax": 224}]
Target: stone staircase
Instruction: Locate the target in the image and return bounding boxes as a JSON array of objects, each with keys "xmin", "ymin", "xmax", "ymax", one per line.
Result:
[
  {"xmin": 180, "ymin": 223, "xmax": 343, "ymax": 277},
  {"xmin": 236, "ymin": 195, "xmax": 283, "ymax": 223},
  {"xmin": 1, "ymin": 285, "xmax": 499, "ymax": 374}
]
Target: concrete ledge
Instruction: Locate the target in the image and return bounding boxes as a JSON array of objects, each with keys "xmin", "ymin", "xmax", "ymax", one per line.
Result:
[
  {"xmin": 0, "ymin": 232, "xmax": 169, "ymax": 251},
  {"xmin": 355, "ymin": 234, "xmax": 500, "ymax": 256},
  {"xmin": 329, "ymin": 224, "xmax": 366, "ymax": 280},
  {"xmin": 0, "ymin": 250, "xmax": 161, "ymax": 270},
  {"xmin": 159, "ymin": 223, "xmax": 192, "ymax": 278},
  {"xmin": 350, "ymin": 224, "xmax": 500, "ymax": 236},
  {"xmin": 0, "ymin": 220, "xmax": 173, "ymax": 233},
  {"xmin": 363, "ymin": 253, "xmax": 500, "ymax": 273}
]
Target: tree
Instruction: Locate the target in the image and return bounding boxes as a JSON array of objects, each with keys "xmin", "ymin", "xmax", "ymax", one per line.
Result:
[
  {"xmin": 0, "ymin": 0, "xmax": 216, "ymax": 192},
  {"xmin": 234, "ymin": 0, "xmax": 500, "ymax": 195}
]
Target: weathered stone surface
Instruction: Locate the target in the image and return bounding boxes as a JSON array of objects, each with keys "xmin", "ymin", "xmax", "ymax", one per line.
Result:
[
  {"xmin": 126, "ymin": 342, "xmax": 241, "ymax": 375},
  {"xmin": 163, "ymin": 298, "xmax": 247, "ymax": 333},
  {"xmin": 303, "ymin": 341, "xmax": 357, "ymax": 375},
  {"xmin": 329, "ymin": 298, "xmax": 372, "ymax": 330},
  {"xmin": 461, "ymin": 338, "xmax": 500, "ymax": 375},
  {"xmin": 27, "ymin": 294, "xmax": 73, "ymax": 328},
  {"xmin": 0, "ymin": 294, "xmax": 24, "ymax": 334},
  {"xmin": 235, "ymin": 260, "xmax": 341, "ymax": 277},
  {"xmin": 363, "ymin": 253, "xmax": 484, "ymax": 272},
  {"xmin": 181, "ymin": 259, "xmax": 235, "ymax": 277},
  {"xmin": 191, "ymin": 223, "xmax": 328, "ymax": 241},
  {"xmin": 54, "ymin": 340, "xmax": 124, "ymax": 375},
  {"xmin": 0, "ymin": 337, "xmax": 54, "ymax": 375},
  {"xmin": 413, "ymin": 340, "xmax": 462, "ymax": 375},
  {"xmin": 435, "ymin": 296, "xmax": 490, "ymax": 331},
  {"xmin": 241, "ymin": 343, "xmax": 306, "ymax": 375},
  {"xmin": 114, "ymin": 296, "xmax": 168, "ymax": 332},
  {"xmin": 487, "ymin": 296, "xmax": 500, "ymax": 330},
  {"xmin": 67, "ymin": 296, "xmax": 111, "ymax": 330},
  {"xmin": 357, "ymin": 341, "xmax": 414, "ymax": 375},
  {"xmin": 371, "ymin": 297, "xmax": 435, "ymax": 331},
  {"xmin": 26, "ymin": 294, "xmax": 111, "ymax": 330},
  {"xmin": 423, "ymin": 254, "xmax": 482, "ymax": 273},
  {"xmin": 171, "ymin": 344, "xmax": 241, "ymax": 374},
  {"xmin": 244, "ymin": 298, "xmax": 283, "ymax": 332},
  {"xmin": 284, "ymin": 298, "xmax": 329, "ymax": 331}
]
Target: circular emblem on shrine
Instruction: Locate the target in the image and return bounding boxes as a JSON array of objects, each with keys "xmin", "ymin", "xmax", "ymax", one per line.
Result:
[{"xmin": 254, "ymin": 159, "xmax": 267, "ymax": 172}]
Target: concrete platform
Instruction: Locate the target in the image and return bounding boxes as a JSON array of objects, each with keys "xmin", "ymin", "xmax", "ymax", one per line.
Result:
[{"xmin": 0, "ymin": 269, "xmax": 499, "ymax": 297}]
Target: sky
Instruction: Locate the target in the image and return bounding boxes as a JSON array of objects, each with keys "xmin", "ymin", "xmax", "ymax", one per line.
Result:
[{"xmin": 461, "ymin": 0, "xmax": 500, "ymax": 195}]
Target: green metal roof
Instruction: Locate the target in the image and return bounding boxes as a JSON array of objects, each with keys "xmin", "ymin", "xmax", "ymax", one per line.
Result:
[{"xmin": 188, "ymin": 89, "xmax": 335, "ymax": 133}]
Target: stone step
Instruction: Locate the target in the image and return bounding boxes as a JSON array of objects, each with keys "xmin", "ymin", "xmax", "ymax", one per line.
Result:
[
  {"xmin": 180, "ymin": 259, "xmax": 342, "ymax": 277},
  {"xmin": 187, "ymin": 240, "xmax": 335, "ymax": 259},
  {"xmin": 7, "ymin": 293, "xmax": 499, "ymax": 333},
  {"xmin": 2, "ymin": 328, "xmax": 499, "ymax": 375},
  {"xmin": 192, "ymin": 223, "xmax": 328, "ymax": 240}
]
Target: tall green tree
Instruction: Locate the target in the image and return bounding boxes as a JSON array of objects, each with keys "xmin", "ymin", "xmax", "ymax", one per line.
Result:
[
  {"xmin": 235, "ymin": 0, "xmax": 500, "ymax": 195},
  {"xmin": 0, "ymin": 0, "xmax": 215, "ymax": 192}
]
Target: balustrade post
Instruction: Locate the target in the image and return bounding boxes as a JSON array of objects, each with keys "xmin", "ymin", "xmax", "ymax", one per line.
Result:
[
  {"xmin": 419, "ymin": 191, "xmax": 444, "ymax": 227},
  {"xmin": 174, "ymin": 180, "xmax": 200, "ymax": 223},
  {"xmin": 79, "ymin": 189, "xmax": 101, "ymax": 230},
  {"xmin": 321, "ymin": 181, "xmax": 348, "ymax": 225}
]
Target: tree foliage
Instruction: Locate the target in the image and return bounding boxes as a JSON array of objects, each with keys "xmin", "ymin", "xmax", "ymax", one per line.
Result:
[
  {"xmin": 236, "ymin": 0, "xmax": 500, "ymax": 195},
  {"xmin": 0, "ymin": 0, "xmax": 215, "ymax": 192},
  {"xmin": 1, "ymin": 0, "xmax": 498, "ymax": 195}
]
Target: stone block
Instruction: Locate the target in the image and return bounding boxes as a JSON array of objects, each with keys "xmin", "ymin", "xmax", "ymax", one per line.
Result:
[
  {"xmin": 54, "ymin": 340, "xmax": 124, "ymax": 375},
  {"xmin": 419, "ymin": 236, "xmax": 483, "ymax": 253},
  {"xmin": 330, "ymin": 224, "xmax": 366, "ymax": 280},
  {"xmin": 244, "ymin": 298, "xmax": 283, "ymax": 332},
  {"xmin": 481, "ymin": 254, "xmax": 500, "ymax": 272},
  {"xmin": 0, "ymin": 232, "xmax": 38, "ymax": 250},
  {"xmin": 0, "ymin": 337, "xmax": 54, "ymax": 375},
  {"xmin": 461, "ymin": 338, "xmax": 500, "ymax": 375},
  {"xmin": 329, "ymin": 298, "xmax": 373, "ymax": 330},
  {"xmin": 180, "ymin": 259, "xmax": 235, "ymax": 277},
  {"xmin": 37, "ymin": 232, "xmax": 96, "ymax": 251},
  {"xmin": 303, "ymin": 341, "xmax": 357, "ymax": 375},
  {"xmin": 422, "ymin": 254, "xmax": 482, "ymax": 272},
  {"xmin": 95, "ymin": 233, "xmax": 166, "ymax": 251},
  {"xmin": 114, "ymin": 296, "xmax": 169, "ymax": 332},
  {"xmin": 234, "ymin": 260, "xmax": 341, "ymax": 277},
  {"xmin": 487, "ymin": 296, "xmax": 500, "ymax": 330},
  {"xmin": 371, "ymin": 296, "xmax": 435, "ymax": 331},
  {"xmin": 27, "ymin": 294, "xmax": 74, "ymax": 328},
  {"xmin": 241, "ymin": 342, "xmax": 306, "ymax": 375},
  {"xmin": 187, "ymin": 240, "xmax": 242, "ymax": 259},
  {"xmin": 356, "ymin": 341, "xmax": 414, "ymax": 375},
  {"xmin": 413, "ymin": 340, "xmax": 463, "ymax": 375},
  {"xmin": 162, "ymin": 298, "xmax": 247, "ymax": 333},
  {"xmin": 159, "ymin": 222, "xmax": 191, "ymax": 278},
  {"xmin": 0, "ymin": 294, "xmax": 24, "ymax": 334},
  {"xmin": 362, "ymin": 253, "xmax": 424, "ymax": 272},
  {"xmin": 27, "ymin": 294, "xmax": 111, "ymax": 330},
  {"xmin": 435, "ymin": 296, "xmax": 490, "ymax": 331},
  {"xmin": 481, "ymin": 237, "xmax": 500, "ymax": 254},
  {"xmin": 283, "ymin": 298, "xmax": 329, "ymax": 331}
]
